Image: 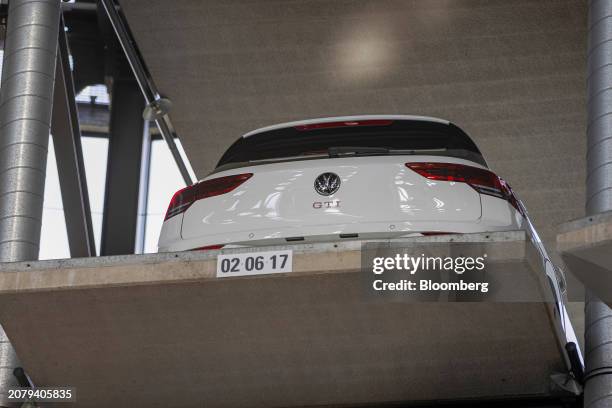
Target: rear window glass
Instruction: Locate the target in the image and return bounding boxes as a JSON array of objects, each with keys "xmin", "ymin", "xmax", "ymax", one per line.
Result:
[{"xmin": 217, "ymin": 120, "xmax": 486, "ymax": 168}]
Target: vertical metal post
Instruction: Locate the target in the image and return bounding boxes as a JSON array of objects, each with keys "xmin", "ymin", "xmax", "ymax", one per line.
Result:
[
  {"xmin": 0, "ymin": 0, "xmax": 61, "ymax": 259},
  {"xmin": 0, "ymin": 0, "xmax": 62, "ymax": 404},
  {"xmin": 51, "ymin": 16, "xmax": 96, "ymax": 258},
  {"xmin": 135, "ymin": 120, "xmax": 151, "ymax": 254},
  {"xmin": 585, "ymin": 0, "xmax": 612, "ymax": 406},
  {"xmin": 100, "ymin": 78, "xmax": 146, "ymax": 256}
]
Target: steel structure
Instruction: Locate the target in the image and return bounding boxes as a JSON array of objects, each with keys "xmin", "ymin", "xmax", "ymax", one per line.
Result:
[
  {"xmin": 99, "ymin": 0, "xmax": 194, "ymax": 186},
  {"xmin": 0, "ymin": 0, "xmax": 62, "ymax": 404},
  {"xmin": 0, "ymin": 0, "xmax": 60, "ymax": 259},
  {"xmin": 100, "ymin": 78, "xmax": 146, "ymax": 256},
  {"xmin": 135, "ymin": 119, "xmax": 152, "ymax": 254},
  {"xmin": 51, "ymin": 16, "xmax": 96, "ymax": 258},
  {"xmin": 585, "ymin": 0, "xmax": 612, "ymax": 406}
]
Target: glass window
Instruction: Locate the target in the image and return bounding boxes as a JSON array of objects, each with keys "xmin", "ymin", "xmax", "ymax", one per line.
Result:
[
  {"xmin": 39, "ymin": 137, "xmax": 70, "ymax": 260},
  {"xmin": 143, "ymin": 139, "xmax": 186, "ymax": 253},
  {"xmin": 75, "ymin": 85, "xmax": 110, "ymax": 105},
  {"xmin": 81, "ymin": 136, "xmax": 109, "ymax": 253},
  {"xmin": 39, "ymin": 136, "xmax": 109, "ymax": 260},
  {"xmin": 218, "ymin": 120, "xmax": 486, "ymax": 169}
]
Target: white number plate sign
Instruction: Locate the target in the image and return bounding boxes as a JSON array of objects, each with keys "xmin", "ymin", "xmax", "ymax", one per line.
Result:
[{"xmin": 216, "ymin": 250, "xmax": 293, "ymax": 277}]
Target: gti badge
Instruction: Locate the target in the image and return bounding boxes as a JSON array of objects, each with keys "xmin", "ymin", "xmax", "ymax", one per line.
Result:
[{"xmin": 314, "ymin": 172, "xmax": 341, "ymax": 196}]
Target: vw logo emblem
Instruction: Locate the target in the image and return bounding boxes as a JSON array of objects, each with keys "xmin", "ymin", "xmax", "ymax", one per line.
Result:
[{"xmin": 314, "ymin": 172, "xmax": 341, "ymax": 196}]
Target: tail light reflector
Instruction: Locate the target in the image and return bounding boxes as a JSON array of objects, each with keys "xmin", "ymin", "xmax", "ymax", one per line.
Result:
[
  {"xmin": 295, "ymin": 119, "xmax": 393, "ymax": 131},
  {"xmin": 192, "ymin": 244, "xmax": 225, "ymax": 251},
  {"xmin": 164, "ymin": 173, "xmax": 253, "ymax": 220},
  {"xmin": 406, "ymin": 163, "xmax": 523, "ymax": 214}
]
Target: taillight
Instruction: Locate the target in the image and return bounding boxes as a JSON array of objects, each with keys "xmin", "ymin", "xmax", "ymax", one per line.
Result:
[
  {"xmin": 406, "ymin": 163, "xmax": 523, "ymax": 214},
  {"xmin": 164, "ymin": 173, "xmax": 253, "ymax": 220},
  {"xmin": 295, "ymin": 119, "xmax": 393, "ymax": 131},
  {"xmin": 192, "ymin": 244, "xmax": 225, "ymax": 251}
]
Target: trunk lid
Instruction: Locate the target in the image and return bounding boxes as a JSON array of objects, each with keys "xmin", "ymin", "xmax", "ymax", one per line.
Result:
[{"xmin": 180, "ymin": 156, "xmax": 482, "ymax": 240}]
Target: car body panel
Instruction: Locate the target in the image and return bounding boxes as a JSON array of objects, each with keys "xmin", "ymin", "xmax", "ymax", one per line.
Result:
[{"xmin": 181, "ymin": 155, "xmax": 483, "ymax": 241}]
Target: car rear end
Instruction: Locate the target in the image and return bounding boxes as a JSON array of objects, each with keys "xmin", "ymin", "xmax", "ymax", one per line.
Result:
[{"xmin": 159, "ymin": 116, "xmax": 524, "ymax": 252}]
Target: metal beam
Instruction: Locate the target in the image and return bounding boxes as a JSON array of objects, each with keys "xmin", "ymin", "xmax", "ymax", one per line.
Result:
[
  {"xmin": 134, "ymin": 120, "xmax": 151, "ymax": 254},
  {"xmin": 98, "ymin": 0, "xmax": 195, "ymax": 186},
  {"xmin": 51, "ymin": 16, "xmax": 96, "ymax": 258},
  {"xmin": 100, "ymin": 78, "xmax": 145, "ymax": 256}
]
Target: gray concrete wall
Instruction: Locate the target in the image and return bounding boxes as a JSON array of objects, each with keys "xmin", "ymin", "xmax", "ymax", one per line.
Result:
[{"xmin": 120, "ymin": 0, "xmax": 587, "ymax": 247}]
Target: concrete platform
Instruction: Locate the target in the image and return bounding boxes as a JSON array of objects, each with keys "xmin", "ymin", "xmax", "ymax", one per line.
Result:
[
  {"xmin": 557, "ymin": 211, "xmax": 612, "ymax": 306},
  {"xmin": 0, "ymin": 232, "xmax": 579, "ymax": 407}
]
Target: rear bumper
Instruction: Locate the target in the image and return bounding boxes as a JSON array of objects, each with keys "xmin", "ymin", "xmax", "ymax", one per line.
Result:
[{"xmin": 158, "ymin": 216, "xmax": 523, "ymax": 252}]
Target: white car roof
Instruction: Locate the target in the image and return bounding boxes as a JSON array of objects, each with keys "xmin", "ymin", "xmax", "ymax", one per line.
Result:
[{"xmin": 242, "ymin": 115, "xmax": 451, "ymax": 138}]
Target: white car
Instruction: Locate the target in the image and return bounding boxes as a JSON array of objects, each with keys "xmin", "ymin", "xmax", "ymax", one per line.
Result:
[{"xmin": 158, "ymin": 115, "xmax": 524, "ymax": 252}]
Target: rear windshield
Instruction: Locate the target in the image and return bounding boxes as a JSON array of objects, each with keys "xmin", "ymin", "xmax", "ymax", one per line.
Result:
[{"xmin": 217, "ymin": 120, "xmax": 486, "ymax": 169}]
